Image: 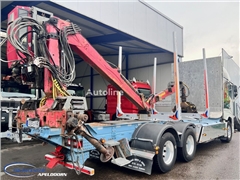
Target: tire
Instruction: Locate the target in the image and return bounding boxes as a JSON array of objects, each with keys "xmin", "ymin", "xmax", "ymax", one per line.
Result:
[
  {"xmin": 178, "ymin": 128, "xmax": 196, "ymax": 162},
  {"xmin": 234, "ymin": 117, "xmax": 240, "ymax": 131},
  {"xmin": 153, "ymin": 132, "xmax": 177, "ymax": 173},
  {"xmin": 221, "ymin": 122, "xmax": 232, "ymax": 143}
]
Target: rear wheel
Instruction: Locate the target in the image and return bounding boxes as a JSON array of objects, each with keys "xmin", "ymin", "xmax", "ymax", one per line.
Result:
[
  {"xmin": 234, "ymin": 117, "xmax": 240, "ymax": 131},
  {"xmin": 221, "ymin": 122, "xmax": 232, "ymax": 143},
  {"xmin": 153, "ymin": 132, "xmax": 177, "ymax": 173},
  {"xmin": 178, "ymin": 128, "xmax": 196, "ymax": 162}
]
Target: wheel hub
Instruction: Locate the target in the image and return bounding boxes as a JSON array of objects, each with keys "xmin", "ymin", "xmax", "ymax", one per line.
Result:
[
  {"xmin": 186, "ymin": 135, "xmax": 194, "ymax": 155},
  {"xmin": 227, "ymin": 125, "xmax": 231, "ymax": 139},
  {"xmin": 162, "ymin": 140, "xmax": 174, "ymax": 165}
]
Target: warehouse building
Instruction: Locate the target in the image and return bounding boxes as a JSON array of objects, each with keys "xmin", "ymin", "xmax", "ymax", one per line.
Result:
[{"xmin": 1, "ymin": 1, "xmax": 183, "ymax": 111}]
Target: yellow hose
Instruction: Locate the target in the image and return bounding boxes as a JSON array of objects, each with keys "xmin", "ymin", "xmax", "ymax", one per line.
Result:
[
  {"xmin": 39, "ymin": 96, "xmax": 46, "ymax": 107},
  {"xmin": 53, "ymin": 78, "xmax": 70, "ymax": 96}
]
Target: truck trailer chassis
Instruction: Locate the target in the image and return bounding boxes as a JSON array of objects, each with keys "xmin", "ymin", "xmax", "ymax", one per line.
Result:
[
  {"xmin": 3, "ymin": 5, "xmax": 238, "ymax": 176},
  {"xmin": 22, "ymin": 116, "xmax": 232, "ymax": 175}
]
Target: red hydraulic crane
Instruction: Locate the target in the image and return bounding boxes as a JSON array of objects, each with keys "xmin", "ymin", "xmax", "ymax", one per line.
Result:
[
  {"xmin": 6, "ymin": 6, "xmax": 195, "ymax": 128},
  {"xmin": 6, "ymin": 6, "xmax": 153, "ymax": 129}
]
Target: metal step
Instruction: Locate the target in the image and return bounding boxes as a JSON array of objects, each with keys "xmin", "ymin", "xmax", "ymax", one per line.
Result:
[
  {"xmin": 111, "ymin": 157, "xmax": 131, "ymax": 166},
  {"xmin": 131, "ymin": 148, "xmax": 155, "ymax": 160},
  {"xmin": 104, "ymin": 140, "xmax": 120, "ymax": 146}
]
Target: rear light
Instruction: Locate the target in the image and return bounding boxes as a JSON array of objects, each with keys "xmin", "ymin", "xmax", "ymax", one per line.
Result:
[{"xmin": 65, "ymin": 138, "xmax": 83, "ymax": 149}]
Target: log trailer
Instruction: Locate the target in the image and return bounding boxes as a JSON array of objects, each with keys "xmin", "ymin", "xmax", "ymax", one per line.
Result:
[{"xmin": 4, "ymin": 6, "xmax": 239, "ymax": 176}]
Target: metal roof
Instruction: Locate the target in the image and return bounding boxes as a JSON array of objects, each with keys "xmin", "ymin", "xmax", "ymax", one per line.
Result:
[{"xmin": 1, "ymin": 1, "xmax": 170, "ymax": 56}]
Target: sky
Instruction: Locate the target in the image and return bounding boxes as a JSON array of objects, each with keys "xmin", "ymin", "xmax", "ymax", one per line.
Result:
[{"xmin": 145, "ymin": 1, "xmax": 239, "ymax": 66}]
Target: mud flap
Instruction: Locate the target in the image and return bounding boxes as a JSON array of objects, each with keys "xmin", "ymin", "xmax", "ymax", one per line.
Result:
[
  {"xmin": 124, "ymin": 155, "xmax": 153, "ymax": 175},
  {"xmin": 90, "ymin": 149, "xmax": 153, "ymax": 174}
]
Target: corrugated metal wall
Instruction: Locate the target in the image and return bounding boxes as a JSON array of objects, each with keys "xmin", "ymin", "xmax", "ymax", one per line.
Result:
[
  {"xmin": 176, "ymin": 57, "xmax": 223, "ymax": 113},
  {"xmin": 51, "ymin": 0, "xmax": 183, "ymax": 56}
]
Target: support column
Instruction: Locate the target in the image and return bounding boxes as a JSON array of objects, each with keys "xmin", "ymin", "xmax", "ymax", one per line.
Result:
[
  {"xmin": 125, "ymin": 54, "xmax": 129, "ymax": 79},
  {"xmin": 90, "ymin": 67, "xmax": 93, "ymax": 109}
]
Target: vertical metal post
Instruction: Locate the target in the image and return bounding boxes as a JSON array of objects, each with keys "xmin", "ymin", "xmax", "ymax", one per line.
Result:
[
  {"xmin": 222, "ymin": 48, "xmax": 224, "ymax": 67},
  {"xmin": 90, "ymin": 67, "xmax": 93, "ymax": 109},
  {"xmin": 221, "ymin": 48, "xmax": 224, "ymax": 115},
  {"xmin": 8, "ymin": 108, "xmax": 13, "ymax": 133},
  {"xmin": 125, "ymin": 54, "xmax": 129, "ymax": 79},
  {"xmin": 117, "ymin": 47, "xmax": 122, "ymax": 111},
  {"xmin": 153, "ymin": 58, "xmax": 157, "ymax": 109},
  {"xmin": 203, "ymin": 48, "xmax": 210, "ymax": 117},
  {"xmin": 173, "ymin": 32, "xmax": 181, "ymax": 120},
  {"xmin": 118, "ymin": 47, "xmax": 122, "ymax": 73}
]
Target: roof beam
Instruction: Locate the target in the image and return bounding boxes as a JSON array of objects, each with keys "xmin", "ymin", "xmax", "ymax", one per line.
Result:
[{"xmin": 87, "ymin": 33, "xmax": 131, "ymax": 44}]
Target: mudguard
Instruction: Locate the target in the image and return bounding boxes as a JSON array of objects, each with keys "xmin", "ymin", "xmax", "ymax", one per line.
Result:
[{"xmin": 130, "ymin": 122, "xmax": 180, "ymax": 151}]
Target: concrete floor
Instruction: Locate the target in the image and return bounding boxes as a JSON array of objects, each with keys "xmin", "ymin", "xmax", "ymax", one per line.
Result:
[{"xmin": 1, "ymin": 132, "xmax": 239, "ymax": 180}]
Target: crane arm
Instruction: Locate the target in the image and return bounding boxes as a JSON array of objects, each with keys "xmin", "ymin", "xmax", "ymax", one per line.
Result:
[
  {"xmin": 53, "ymin": 17, "xmax": 147, "ymax": 110},
  {"xmin": 146, "ymin": 82, "xmax": 175, "ymax": 106},
  {"xmin": 146, "ymin": 81, "xmax": 188, "ymax": 107}
]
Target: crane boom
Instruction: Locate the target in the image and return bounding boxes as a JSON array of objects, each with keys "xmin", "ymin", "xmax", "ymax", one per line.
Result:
[
  {"xmin": 55, "ymin": 17, "xmax": 147, "ymax": 110},
  {"xmin": 58, "ymin": 19, "xmax": 147, "ymax": 110}
]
